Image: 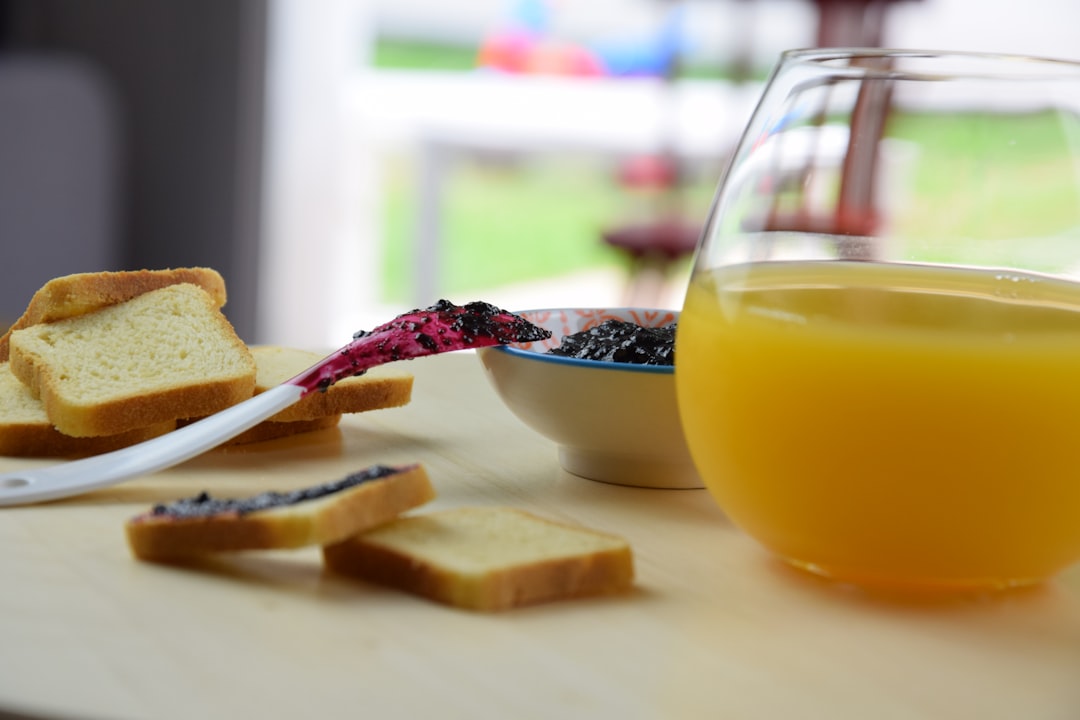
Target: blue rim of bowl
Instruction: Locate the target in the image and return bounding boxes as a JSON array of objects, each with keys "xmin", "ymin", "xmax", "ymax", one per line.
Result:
[{"xmin": 487, "ymin": 344, "xmax": 674, "ymax": 374}]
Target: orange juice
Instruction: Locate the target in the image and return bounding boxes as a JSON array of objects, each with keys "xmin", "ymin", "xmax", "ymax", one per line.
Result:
[{"xmin": 676, "ymin": 260, "xmax": 1080, "ymax": 588}]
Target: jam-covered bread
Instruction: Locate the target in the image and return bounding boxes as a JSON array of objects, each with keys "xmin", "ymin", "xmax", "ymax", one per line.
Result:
[
  {"xmin": 126, "ymin": 463, "xmax": 434, "ymax": 561},
  {"xmin": 0, "ymin": 267, "xmax": 227, "ymax": 362},
  {"xmin": 323, "ymin": 507, "xmax": 635, "ymax": 611},
  {"xmin": 9, "ymin": 283, "xmax": 256, "ymax": 437}
]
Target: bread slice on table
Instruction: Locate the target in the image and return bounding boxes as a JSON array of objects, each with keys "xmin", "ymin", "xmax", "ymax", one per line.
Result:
[
  {"xmin": 9, "ymin": 283, "xmax": 255, "ymax": 437},
  {"xmin": 0, "ymin": 267, "xmax": 227, "ymax": 362},
  {"xmin": 323, "ymin": 507, "xmax": 635, "ymax": 611},
  {"xmin": 213, "ymin": 346, "xmax": 414, "ymax": 445},
  {"xmin": 125, "ymin": 463, "xmax": 435, "ymax": 561},
  {"xmin": 0, "ymin": 362, "xmax": 175, "ymax": 457},
  {"xmin": 249, "ymin": 346, "xmax": 414, "ymax": 424}
]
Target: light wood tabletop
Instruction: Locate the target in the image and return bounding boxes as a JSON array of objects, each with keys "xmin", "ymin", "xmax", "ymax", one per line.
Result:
[{"xmin": 1, "ymin": 353, "xmax": 1078, "ymax": 720}]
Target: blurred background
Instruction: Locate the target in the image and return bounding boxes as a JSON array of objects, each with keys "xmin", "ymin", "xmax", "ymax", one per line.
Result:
[{"xmin": 0, "ymin": 0, "xmax": 1077, "ymax": 348}]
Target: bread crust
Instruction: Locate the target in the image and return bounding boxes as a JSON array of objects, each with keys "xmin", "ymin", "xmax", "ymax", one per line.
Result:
[
  {"xmin": 323, "ymin": 507, "xmax": 635, "ymax": 611},
  {"xmin": 0, "ymin": 418, "xmax": 177, "ymax": 457},
  {"xmin": 126, "ymin": 464, "xmax": 435, "ymax": 560},
  {"xmin": 0, "ymin": 268, "xmax": 227, "ymax": 361}
]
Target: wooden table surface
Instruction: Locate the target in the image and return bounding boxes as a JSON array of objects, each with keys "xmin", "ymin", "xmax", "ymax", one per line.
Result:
[{"xmin": 2, "ymin": 354, "xmax": 1079, "ymax": 720}]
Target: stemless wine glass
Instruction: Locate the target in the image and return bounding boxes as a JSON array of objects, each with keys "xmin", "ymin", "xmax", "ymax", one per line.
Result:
[{"xmin": 676, "ymin": 49, "xmax": 1080, "ymax": 591}]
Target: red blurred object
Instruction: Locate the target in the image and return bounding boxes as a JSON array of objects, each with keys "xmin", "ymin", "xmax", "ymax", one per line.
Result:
[
  {"xmin": 615, "ymin": 155, "xmax": 679, "ymax": 189},
  {"xmin": 601, "ymin": 219, "xmax": 701, "ymax": 261},
  {"xmin": 477, "ymin": 33, "xmax": 605, "ymax": 77}
]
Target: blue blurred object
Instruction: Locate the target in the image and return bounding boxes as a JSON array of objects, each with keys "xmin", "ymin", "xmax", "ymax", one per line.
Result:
[
  {"xmin": 510, "ymin": 0, "xmax": 550, "ymax": 35},
  {"xmin": 478, "ymin": 0, "xmax": 689, "ymax": 78},
  {"xmin": 590, "ymin": 5, "xmax": 687, "ymax": 77}
]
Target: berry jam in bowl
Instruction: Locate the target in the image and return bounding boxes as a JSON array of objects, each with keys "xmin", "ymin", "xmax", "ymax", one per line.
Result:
[{"xmin": 477, "ymin": 308, "xmax": 701, "ymax": 489}]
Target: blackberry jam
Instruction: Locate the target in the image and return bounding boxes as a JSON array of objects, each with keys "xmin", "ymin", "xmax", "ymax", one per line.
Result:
[{"xmin": 547, "ymin": 319, "xmax": 676, "ymax": 366}]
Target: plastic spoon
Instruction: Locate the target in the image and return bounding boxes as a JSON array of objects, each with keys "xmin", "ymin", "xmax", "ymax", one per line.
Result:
[{"xmin": 0, "ymin": 300, "xmax": 550, "ymax": 506}]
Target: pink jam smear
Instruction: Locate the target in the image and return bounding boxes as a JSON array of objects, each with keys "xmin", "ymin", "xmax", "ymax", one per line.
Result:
[{"xmin": 287, "ymin": 300, "xmax": 550, "ymax": 395}]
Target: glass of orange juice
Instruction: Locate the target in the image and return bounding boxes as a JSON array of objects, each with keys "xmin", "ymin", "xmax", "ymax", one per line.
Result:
[{"xmin": 676, "ymin": 49, "xmax": 1080, "ymax": 590}]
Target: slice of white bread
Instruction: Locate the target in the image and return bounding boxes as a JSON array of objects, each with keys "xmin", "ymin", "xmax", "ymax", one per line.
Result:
[
  {"xmin": 248, "ymin": 346, "xmax": 414, "ymax": 424},
  {"xmin": 0, "ymin": 362, "xmax": 176, "ymax": 457},
  {"xmin": 9, "ymin": 283, "xmax": 255, "ymax": 437},
  {"xmin": 125, "ymin": 463, "xmax": 435, "ymax": 560},
  {"xmin": 322, "ymin": 507, "xmax": 635, "ymax": 611},
  {"xmin": 211, "ymin": 346, "xmax": 414, "ymax": 446},
  {"xmin": 0, "ymin": 267, "xmax": 227, "ymax": 362}
]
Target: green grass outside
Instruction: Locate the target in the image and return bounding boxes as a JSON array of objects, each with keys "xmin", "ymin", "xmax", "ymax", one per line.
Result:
[
  {"xmin": 891, "ymin": 111, "xmax": 1077, "ymax": 235},
  {"xmin": 377, "ymin": 155, "xmax": 719, "ymax": 303},
  {"xmin": 886, "ymin": 110, "xmax": 1080, "ymax": 271},
  {"xmin": 372, "ymin": 40, "xmax": 480, "ymax": 72}
]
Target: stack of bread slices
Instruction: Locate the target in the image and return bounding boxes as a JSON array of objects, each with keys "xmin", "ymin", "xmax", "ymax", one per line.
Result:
[{"xmin": 0, "ymin": 268, "xmax": 413, "ymax": 457}]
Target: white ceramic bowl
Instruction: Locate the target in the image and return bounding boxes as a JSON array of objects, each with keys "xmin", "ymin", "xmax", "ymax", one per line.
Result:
[{"xmin": 477, "ymin": 308, "xmax": 701, "ymax": 489}]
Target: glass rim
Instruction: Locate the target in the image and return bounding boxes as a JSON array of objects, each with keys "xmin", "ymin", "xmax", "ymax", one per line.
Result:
[{"xmin": 778, "ymin": 47, "xmax": 1080, "ymax": 81}]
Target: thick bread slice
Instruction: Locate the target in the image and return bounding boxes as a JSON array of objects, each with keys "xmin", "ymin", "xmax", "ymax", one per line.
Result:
[
  {"xmin": 323, "ymin": 507, "xmax": 635, "ymax": 611},
  {"xmin": 249, "ymin": 346, "xmax": 413, "ymax": 423},
  {"xmin": 126, "ymin": 463, "xmax": 434, "ymax": 560},
  {"xmin": 213, "ymin": 346, "xmax": 413, "ymax": 445},
  {"xmin": 0, "ymin": 363, "xmax": 175, "ymax": 457},
  {"xmin": 9, "ymin": 283, "xmax": 255, "ymax": 437},
  {"xmin": 0, "ymin": 267, "xmax": 227, "ymax": 362}
]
